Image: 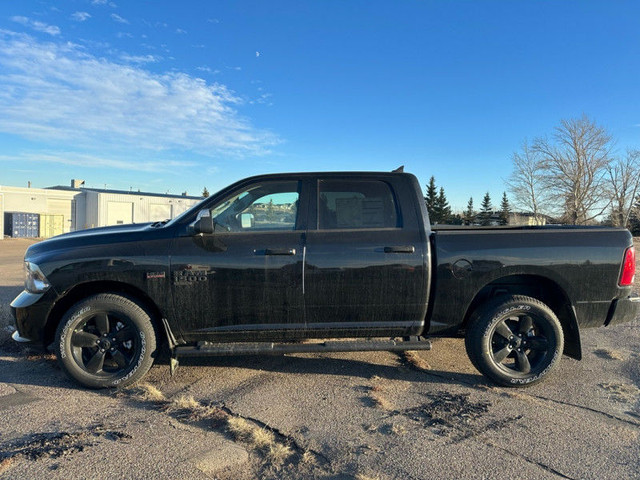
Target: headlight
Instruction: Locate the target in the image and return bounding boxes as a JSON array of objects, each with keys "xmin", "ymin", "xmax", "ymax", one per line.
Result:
[{"xmin": 24, "ymin": 261, "xmax": 51, "ymax": 293}]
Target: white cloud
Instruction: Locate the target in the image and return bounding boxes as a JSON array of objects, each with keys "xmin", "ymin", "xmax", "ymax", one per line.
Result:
[
  {"xmin": 0, "ymin": 31, "xmax": 279, "ymax": 156},
  {"xmin": 11, "ymin": 16, "xmax": 60, "ymax": 36},
  {"xmin": 111, "ymin": 13, "xmax": 129, "ymax": 24},
  {"xmin": 120, "ymin": 53, "xmax": 160, "ymax": 63},
  {"xmin": 0, "ymin": 152, "xmax": 197, "ymax": 173},
  {"xmin": 176, "ymin": 28, "xmax": 187, "ymax": 34},
  {"xmin": 71, "ymin": 12, "xmax": 91, "ymax": 22},
  {"xmin": 92, "ymin": 0, "xmax": 117, "ymax": 6}
]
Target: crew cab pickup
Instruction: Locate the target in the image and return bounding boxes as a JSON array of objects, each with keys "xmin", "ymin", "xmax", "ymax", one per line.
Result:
[{"xmin": 11, "ymin": 171, "xmax": 640, "ymax": 388}]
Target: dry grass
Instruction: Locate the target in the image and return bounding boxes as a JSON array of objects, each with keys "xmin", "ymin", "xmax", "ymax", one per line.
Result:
[
  {"xmin": 226, "ymin": 416, "xmax": 294, "ymax": 465},
  {"xmin": 370, "ymin": 384, "xmax": 384, "ymax": 393},
  {"xmin": 390, "ymin": 423, "xmax": 406, "ymax": 435},
  {"xmin": 368, "ymin": 377, "xmax": 393, "ymax": 410},
  {"xmin": 594, "ymin": 348, "xmax": 625, "ymax": 361},
  {"xmin": 370, "ymin": 391, "xmax": 393, "ymax": 411},
  {"xmin": 227, "ymin": 416, "xmax": 254, "ymax": 440},
  {"xmin": 167, "ymin": 395, "xmax": 200, "ymax": 411},
  {"xmin": 266, "ymin": 442, "xmax": 294, "ymax": 465},
  {"xmin": 129, "ymin": 383, "xmax": 166, "ymax": 402},
  {"xmin": 197, "ymin": 405, "xmax": 228, "ymax": 421},
  {"xmin": 300, "ymin": 450, "xmax": 316, "ymax": 465},
  {"xmin": 0, "ymin": 457, "xmax": 15, "ymax": 475},
  {"xmin": 161, "ymin": 394, "xmax": 227, "ymax": 421},
  {"xmin": 355, "ymin": 473, "xmax": 381, "ymax": 480},
  {"xmin": 251, "ymin": 428, "xmax": 276, "ymax": 449},
  {"xmin": 403, "ymin": 350, "xmax": 431, "ymax": 371}
]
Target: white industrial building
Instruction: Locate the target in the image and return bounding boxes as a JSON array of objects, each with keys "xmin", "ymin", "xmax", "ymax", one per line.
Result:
[{"xmin": 1, "ymin": 179, "xmax": 203, "ymax": 238}]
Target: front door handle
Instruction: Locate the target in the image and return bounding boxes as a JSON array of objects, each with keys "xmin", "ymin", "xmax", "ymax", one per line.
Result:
[
  {"xmin": 384, "ymin": 245, "xmax": 415, "ymax": 254},
  {"xmin": 264, "ymin": 248, "xmax": 296, "ymax": 256}
]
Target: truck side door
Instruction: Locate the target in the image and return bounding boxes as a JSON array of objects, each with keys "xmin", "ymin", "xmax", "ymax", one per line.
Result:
[
  {"xmin": 170, "ymin": 179, "xmax": 308, "ymax": 341},
  {"xmin": 303, "ymin": 175, "xmax": 427, "ymax": 337}
]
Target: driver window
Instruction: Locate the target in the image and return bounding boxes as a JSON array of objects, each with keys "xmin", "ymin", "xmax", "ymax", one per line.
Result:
[{"xmin": 211, "ymin": 181, "xmax": 300, "ymax": 232}]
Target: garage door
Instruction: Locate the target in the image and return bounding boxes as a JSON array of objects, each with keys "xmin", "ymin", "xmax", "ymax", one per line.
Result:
[
  {"xmin": 40, "ymin": 214, "xmax": 64, "ymax": 238},
  {"xmin": 150, "ymin": 203, "xmax": 172, "ymax": 222},
  {"xmin": 107, "ymin": 202, "xmax": 133, "ymax": 225}
]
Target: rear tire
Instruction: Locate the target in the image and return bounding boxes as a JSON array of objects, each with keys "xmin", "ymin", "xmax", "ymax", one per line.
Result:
[
  {"xmin": 465, "ymin": 295, "xmax": 563, "ymax": 387},
  {"xmin": 54, "ymin": 294, "xmax": 157, "ymax": 389}
]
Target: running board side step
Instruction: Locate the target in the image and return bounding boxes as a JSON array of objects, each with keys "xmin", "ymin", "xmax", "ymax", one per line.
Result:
[{"xmin": 174, "ymin": 336, "xmax": 431, "ymax": 357}]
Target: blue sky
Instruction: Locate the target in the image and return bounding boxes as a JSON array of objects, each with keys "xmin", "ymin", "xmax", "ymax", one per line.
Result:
[{"xmin": 0, "ymin": 1, "xmax": 639, "ymax": 211}]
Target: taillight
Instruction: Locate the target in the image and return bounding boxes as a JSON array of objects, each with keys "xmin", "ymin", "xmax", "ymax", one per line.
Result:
[{"xmin": 619, "ymin": 246, "xmax": 636, "ymax": 286}]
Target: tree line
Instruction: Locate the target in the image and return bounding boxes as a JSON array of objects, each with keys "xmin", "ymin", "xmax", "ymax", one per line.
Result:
[
  {"xmin": 425, "ymin": 115, "xmax": 640, "ymax": 232},
  {"xmin": 425, "ymin": 176, "xmax": 511, "ymax": 226}
]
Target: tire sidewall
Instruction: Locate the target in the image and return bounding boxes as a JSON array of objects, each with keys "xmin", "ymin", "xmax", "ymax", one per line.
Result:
[
  {"xmin": 55, "ymin": 294, "xmax": 156, "ymax": 389},
  {"xmin": 469, "ymin": 296, "xmax": 564, "ymax": 387}
]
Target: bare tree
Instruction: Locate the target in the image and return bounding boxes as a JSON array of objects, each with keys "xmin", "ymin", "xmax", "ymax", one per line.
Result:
[
  {"xmin": 533, "ymin": 115, "xmax": 614, "ymax": 224},
  {"xmin": 506, "ymin": 140, "xmax": 548, "ymax": 224},
  {"xmin": 606, "ymin": 149, "xmax": 640, "ymax": 227}
]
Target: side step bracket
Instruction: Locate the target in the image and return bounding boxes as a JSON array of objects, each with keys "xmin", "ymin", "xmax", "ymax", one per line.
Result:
[{"xmin": 174, "ymin": 336, "xmax": 431, "ymax": 358}]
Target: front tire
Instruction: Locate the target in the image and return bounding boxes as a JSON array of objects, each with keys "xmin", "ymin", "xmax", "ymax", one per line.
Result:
[
  {"xmin": 465, "ymin": 295, "xmax": 563, "ymax": 387},
  {"xmin": 55, "ymin": 294, "xmax": 157, "ymax": 389}
]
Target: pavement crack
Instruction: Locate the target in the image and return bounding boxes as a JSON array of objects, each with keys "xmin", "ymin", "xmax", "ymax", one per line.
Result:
[
  {"xmin": 485, "ymin": 440, "xmax": 577, "ymax": 480},
  {"xmin": 529, "ymin": 393, "xmax": 640, "ymax": 428},
  {"xmin": 218, "ymin": 404, "xmax": 332, "ymax": 467}
]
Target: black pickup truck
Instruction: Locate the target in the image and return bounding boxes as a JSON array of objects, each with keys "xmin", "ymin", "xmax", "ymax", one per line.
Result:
[{"xmin": 11, "ymin": 171, "xmax": 640, "ymax": 388}]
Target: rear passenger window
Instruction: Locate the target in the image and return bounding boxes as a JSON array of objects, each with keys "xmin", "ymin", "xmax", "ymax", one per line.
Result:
[{"xmin": 318, "ymin": 180, "xmax": 400, "ymax": 229}]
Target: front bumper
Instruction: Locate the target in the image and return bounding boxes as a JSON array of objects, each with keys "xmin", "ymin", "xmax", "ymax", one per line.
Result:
[
  {"xmin": 10, "ymin": 290, "xmax": 51, "ymax": 346},
  {"xmin": 607, "ymin": 295, "xmax": 640, "ymax": 326}
]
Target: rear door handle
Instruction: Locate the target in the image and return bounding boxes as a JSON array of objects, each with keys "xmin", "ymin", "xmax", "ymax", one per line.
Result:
[
  {"xmin": 384, "ymin": 245, "xmax": 415, "ymax": 254},
  {"xmin": 264, "ymin": 248, "xmax": 296, "ymax": 256}
]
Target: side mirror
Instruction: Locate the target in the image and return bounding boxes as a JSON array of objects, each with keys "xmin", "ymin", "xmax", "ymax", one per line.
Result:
[
  {"xmin": 240, "ymin": 213, "xmax": 254, "ymax": 229},
  {"xmin": 193, "ymin": 211, "xmax": 214, "ymax": 234}
]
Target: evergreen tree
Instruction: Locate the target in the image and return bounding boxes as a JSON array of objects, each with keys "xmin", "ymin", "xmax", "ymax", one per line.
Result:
[
  {"xmin": 465, "ymin": 197, "xmax": 475, "ymax": 224},
  {"xmin": 434, "ymin": 187, "xmax": 452, "ymax": 224},
  {"xmin": 202, "ymin": 187, "xmax": 210, "ymax": 198},
  {"xmin": 480, "ymin": 192, "xmax": 493, "ymax": 226},
  {"xmin": 629, "ymin": 195, "xmax": 640, "ymax": 235},
  {"xmin": 499, "ymin": 192, "xmax": 511, "ymax": 225},
  {"xmin": 449, "ymin": 213, "xmax": 464, "ymax": 225},
  {"xmin": 424, "ymin": 176, "xmax": 438, "ymax": 223}
]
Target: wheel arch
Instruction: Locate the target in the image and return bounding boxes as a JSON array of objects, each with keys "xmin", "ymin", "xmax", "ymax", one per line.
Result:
[
  {"xmin": 463, "ymin": 274, "xmax": 581, "ymax": 360},
  {"xmin": 44, "ymin": 281, "xmax": 168, "ymax": 348}
]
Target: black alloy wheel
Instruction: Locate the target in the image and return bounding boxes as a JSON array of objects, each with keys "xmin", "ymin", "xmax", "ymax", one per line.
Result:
[
  {"xmin": 70, "ymin": 312, "xmax": 138, "ymax": 376},
  {"xmin": 55, "ymin": 294, "xmax": 157, "ymax": 389},
  {"xmin": 465, "ymin": 295, "xmax": 564, "ymax": 387}
]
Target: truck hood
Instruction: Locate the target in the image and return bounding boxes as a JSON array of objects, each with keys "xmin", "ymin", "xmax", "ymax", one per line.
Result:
[{"xmin": 25, "ymin": 223, "xmax": 155, "ymax": 259}]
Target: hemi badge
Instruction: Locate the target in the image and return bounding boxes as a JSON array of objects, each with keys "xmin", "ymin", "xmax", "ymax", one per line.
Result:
[{"xmin": 146, "ymin": 272, "xmax": 166, "ymax": 280}]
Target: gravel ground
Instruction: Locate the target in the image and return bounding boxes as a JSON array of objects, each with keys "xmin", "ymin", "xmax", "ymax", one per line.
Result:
[{"xmin": 0, "ymin": 237, "xmax": 639, "ymax": 479}]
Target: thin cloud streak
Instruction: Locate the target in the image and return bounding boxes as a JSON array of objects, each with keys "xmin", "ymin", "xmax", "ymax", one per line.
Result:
[
  {"xmin": 71, "ymin": 12, "xmax": 91, "ymax": 22},
  {"xmin": 110, "ymin": 13, "xmax": 129, "ymax": 24},
  {"xmin": 10, "ymin": 16, "xmax": 60, "ymax": 36},
  {"xmin": 0, "ymin": 31, "xmax": 279, "ymax": 156},
  {"xmin": 0, "ymin": 152, "xmax": 198, "ymax": 173}
]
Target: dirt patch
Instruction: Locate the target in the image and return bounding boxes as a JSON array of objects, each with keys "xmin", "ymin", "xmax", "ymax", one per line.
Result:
[
  {"xmin": 404, "ymin": 391, "xmax": 490, "ymax": 431},
  {"xmin": 400, "ymin": 391, "xmax": 523, "ymax": 443},
  {"xmin": 0, "ymin": 424, "xmax": 131, "ymax": 472}
]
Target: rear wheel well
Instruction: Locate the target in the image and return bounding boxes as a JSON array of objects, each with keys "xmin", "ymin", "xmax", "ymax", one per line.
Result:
[
  {"xmin": 44, "ymin": 281, "xmax": 166, "ymax": 349},
  {"xmin": 463, "ymin": 275, "xmax": 581, "ymax": 359}
]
